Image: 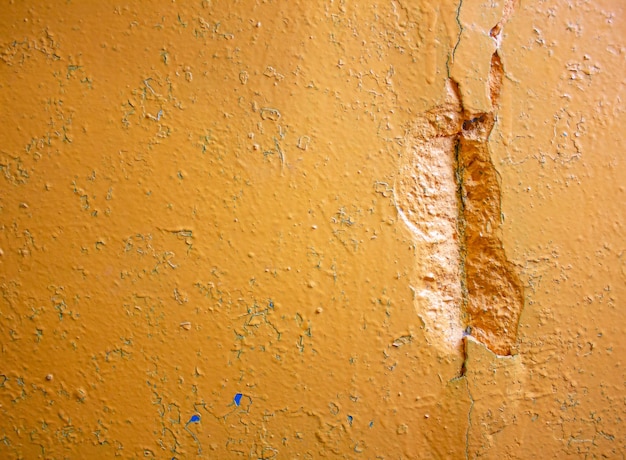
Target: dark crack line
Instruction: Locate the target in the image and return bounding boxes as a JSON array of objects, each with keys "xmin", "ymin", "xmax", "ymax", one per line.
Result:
[
  {"xmin": 452, "ymin": 0, "xmax": 464, "ymax": 58},
  {"xmin": 446, "ymin": 0, "xmax": 464, "ymax": 77},
  {"xmin": 454, "ymin": 136, "xmax": 469, "ymax": 355}
]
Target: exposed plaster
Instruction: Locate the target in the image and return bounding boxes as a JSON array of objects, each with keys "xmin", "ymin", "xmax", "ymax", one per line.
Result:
[{"xmin": 396, "ymin": 0, "xmax": 522, "ymax": 360}]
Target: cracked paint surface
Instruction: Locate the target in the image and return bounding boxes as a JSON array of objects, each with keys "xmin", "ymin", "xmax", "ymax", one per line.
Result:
[
  {"xmin": 1, "ymin": 0, "xmax": 625, "ymax": 458},
  {"xmin": 396, "ymin": 0, "xmax": 522, "ymax": 358}
]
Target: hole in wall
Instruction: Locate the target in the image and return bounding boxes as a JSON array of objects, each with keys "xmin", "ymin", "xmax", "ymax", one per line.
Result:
[{"xmin": 395, "ymin": 78, "xmax": 523, "ymax": 358}]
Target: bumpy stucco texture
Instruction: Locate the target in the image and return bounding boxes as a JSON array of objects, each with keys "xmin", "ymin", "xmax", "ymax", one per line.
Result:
[{"xmin": 1, "ymin": 1, "xmax": 624, "ymax": 458}]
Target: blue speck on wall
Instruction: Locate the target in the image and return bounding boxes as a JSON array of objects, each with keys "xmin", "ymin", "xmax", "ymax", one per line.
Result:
[
  {"xmin": 188, "ymin": 414, "xmax": 201, "ymax": 424},
  {"xmin": 234, "ymin": 393, "xmax": 243, "ymax": 406}
]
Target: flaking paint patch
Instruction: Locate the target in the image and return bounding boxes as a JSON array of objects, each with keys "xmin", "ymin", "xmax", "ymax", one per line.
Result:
[{"xmin": 396, "ymin": 0, "xmax": 523, "ymax": 358}]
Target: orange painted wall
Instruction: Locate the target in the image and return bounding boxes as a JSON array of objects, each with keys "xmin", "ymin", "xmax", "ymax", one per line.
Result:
[{"xmin": 1, "ymin": 1, "xmax": 624, "ymax": 458}]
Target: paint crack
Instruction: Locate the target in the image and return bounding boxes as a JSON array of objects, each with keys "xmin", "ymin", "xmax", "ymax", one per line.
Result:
[{"xmin": 447, "ymin": 0, "xmax": 465, "ymax": 77}]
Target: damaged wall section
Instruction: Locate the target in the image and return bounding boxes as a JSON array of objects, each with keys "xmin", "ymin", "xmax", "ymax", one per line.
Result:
[
  {"xmin": 394, "ymin": 82, "xmax": 465, "ymax": 353},
  {"xmin": 457, "ymin": 51, "xmax": 524, "ymax": 356},
  {"xmin": 396, "ymin": 47, "xmax": 523, "ymax": 357}
]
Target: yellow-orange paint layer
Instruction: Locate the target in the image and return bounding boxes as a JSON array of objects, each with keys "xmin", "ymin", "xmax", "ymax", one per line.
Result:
[{"xmin": 0, "ymin": 1, "xmax": 624, "ymax": 458}]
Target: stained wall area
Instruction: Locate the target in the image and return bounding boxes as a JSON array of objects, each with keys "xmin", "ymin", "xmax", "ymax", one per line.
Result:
[{"xmin": 1, "ymin": 1, "xmax": 625, "ymax": 458}]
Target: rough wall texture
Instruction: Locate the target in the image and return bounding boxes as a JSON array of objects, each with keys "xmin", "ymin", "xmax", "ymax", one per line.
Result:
[{"xmin": 1, "ymin": 1, "xmax": 624, "ymax": 458}]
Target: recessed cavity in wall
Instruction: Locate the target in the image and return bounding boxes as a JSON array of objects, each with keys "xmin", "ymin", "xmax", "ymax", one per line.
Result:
[{"xmin": 395, "ymin": 77, "xmax": 523, "ymax": 358}]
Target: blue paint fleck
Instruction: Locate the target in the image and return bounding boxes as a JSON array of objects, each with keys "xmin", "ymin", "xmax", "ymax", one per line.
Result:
[
  {"xmin": 369, "ymin": 420, "xmax": 374, "ymax": 428},
  {"xmin": 347, "ymin": 415, "xmax": 353, "ymax": 426},
  {"xmin": 234, "ymin": 393, "xmax": 243, "ymax": 406},
  {"xmin": 188, "ymin": 414, "xmax": 201, "ymax": 424},
  {"xmin": 268, "ymin": 300, "xmax": 274, "ymax": 308}
]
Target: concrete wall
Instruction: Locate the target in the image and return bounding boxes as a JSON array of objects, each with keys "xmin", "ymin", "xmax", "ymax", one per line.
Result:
[{"xmin": 1, "ymin": 1, "xmax": 624, "ymax": 458}]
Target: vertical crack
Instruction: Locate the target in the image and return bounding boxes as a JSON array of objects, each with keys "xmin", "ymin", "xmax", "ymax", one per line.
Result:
[
  {"xmin": 454, "ymin": 135, "xmax": 468, "ymax": 326},
  {"xmin": 447, "ymin": 0, "xmax": 464, "ymax": 77},
  {"xmin": 452, "ymin": 0, "xmax": 464, "ymax": 59}
]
